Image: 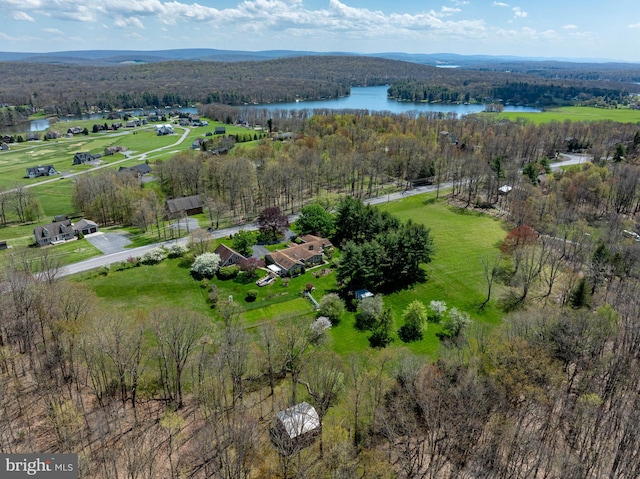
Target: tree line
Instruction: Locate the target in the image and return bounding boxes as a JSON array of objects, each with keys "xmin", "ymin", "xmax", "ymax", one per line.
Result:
[{"xmin": 1, "ymin": 56, "xmax": 637, "ymax": 119}]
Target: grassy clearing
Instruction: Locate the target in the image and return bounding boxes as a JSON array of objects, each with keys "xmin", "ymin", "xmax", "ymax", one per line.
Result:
[
  {"xmin": 0, "ymin": 237, "xmax": 102, "ymax": 269},
  {"xmin": 491, "ymin": 106, "xmax": 640, "ymax": 125},
  {"xmin": 73, "ymin": 193, "xmax": 508, "ymax": 357}
]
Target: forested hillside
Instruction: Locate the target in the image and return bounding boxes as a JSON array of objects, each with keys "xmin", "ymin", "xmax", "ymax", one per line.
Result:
[{"xmin": 1, "ymin": 55, "xmax": 637, "ymax": 124}]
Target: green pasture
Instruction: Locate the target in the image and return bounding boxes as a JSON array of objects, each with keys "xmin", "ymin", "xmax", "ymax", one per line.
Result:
[
  {"xmin": 492, "ymin": 106, "xmax": 640, "ymax": 124},
  {"xmin": 72, "ymin": 193, "xmax": 508, "ymax": 358}
]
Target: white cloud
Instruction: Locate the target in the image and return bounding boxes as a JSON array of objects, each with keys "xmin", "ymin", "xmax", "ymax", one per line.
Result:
[
  {"xmin": 12, "ymin": 11, "xmax": 34, "ymax": 21},
  {"xmin": 512, "ymin": 7, "xmax": 527, "ymax": 18},
  {"xmin": 629, "ymin": 22, "xmax": 640, "ymax": 29},
  {"xmin": 563, "ymin": 24, "xmax": 578, "ymax": 30},
  {"xmin": 114, "ymin": 16, "xmax": 145, "ymax": 29},
  {"xmin": 43, "ymin": 27, "xmax": 64, "ymax": 35},
  {"xmin": 441, "ymin": 6, "xmax": 461, "ymax": 14},
  {"xmin": 492, "ymin": 2, "xmax": 509, "ymax": 7}
]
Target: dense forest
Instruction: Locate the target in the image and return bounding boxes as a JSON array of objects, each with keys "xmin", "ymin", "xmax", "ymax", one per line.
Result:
[
  {"xmin": 2, "ymin": 102, "xmax": 640, "ymax": 477},
  {"xmin": 1, "ymin": 56, "xmax": 638, "ymax": 125}
]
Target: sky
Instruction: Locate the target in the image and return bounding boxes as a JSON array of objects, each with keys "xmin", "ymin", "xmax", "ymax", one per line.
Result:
[{"xmin": 1, "ymin": 0, "xmax": 640, "ymax": 62}]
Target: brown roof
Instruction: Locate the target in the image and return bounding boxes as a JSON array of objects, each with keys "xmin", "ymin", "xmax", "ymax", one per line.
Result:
[
  {"xmin": 166, "ymin": 195, "xmax": 203, "ymax": 215},
  {"xmin": 265, "ymin": 235, "xmax": 331, "ymax": 272},
  {"xmin": 214, "ymin": 243, "xmax": 246, "ymax": 265}
]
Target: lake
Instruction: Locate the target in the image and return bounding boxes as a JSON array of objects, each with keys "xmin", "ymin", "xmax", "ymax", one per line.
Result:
[
  {"xmin": 21, "ymin": 86, "xmax": 538, "ymax": 132},
  {"xmin": 246, "ymin": 85, "xmax": 540, "ymax": 115}
]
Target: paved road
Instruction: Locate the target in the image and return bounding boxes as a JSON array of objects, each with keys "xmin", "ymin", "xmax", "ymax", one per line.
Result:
[{"xmin": 57, "ymin": 152, "xmax": 593, "ymax": 277}]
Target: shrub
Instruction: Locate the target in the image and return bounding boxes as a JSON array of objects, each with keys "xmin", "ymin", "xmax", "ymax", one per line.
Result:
[
  {"xmin": 217, "ymin": 265, "xmax": 239, "ymax": 280},
  {"xmin": 246, "ymin": 289, "xmax": 258, "ymax": 302},
  {"xmin": 208, "ymin": 284, "xmax": 220, "ymax": 306},
  {"xmin": 191, "ymin": 252, "xmax": 221, "ymax": 279},
  {"xmin": 439, "ymin": 307, "xmax": 471, "ymax": 338},
  {"xmin": 167, "ymin": 243, "xmax": 188, "ymax": 258},
  {"xmin": 139, "ymin": 247, "xmax": 167, "ymax": 265}
]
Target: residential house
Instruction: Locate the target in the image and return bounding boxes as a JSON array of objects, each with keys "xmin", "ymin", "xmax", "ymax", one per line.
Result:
[
  {"xmin": 214, "ymin": 126, "xmax": 226, "ymax": 135},
  {"xmin": 45, "ymin": 130, "xmax": 61, "ymax": 140},
  {"xmin": 67, "ymin": 127, "xmax": 83, "ymax": 135},
  {"xmin": 165, "ymin": 195, "xmax": 204, "ymax": 218},
  {"xmin": 73, "ymin": 152, "xmax": 96, "ymax": 164},
  {"xmin": 118, "ymin": 163, "xmax": 152, "ymax": 178},
  {"xmin": 264, "ymin": 235, "xmax": 332, "ymax": 276},
  {"xmin": 155, "ymin": 124, "xmax": 174, "ymax": 135},
  {"xmin": 214, "ymin": 244, "xmax": 247, "ymax": 268},
  {"xmin": 0, "ymin": 143, "xmax": 9, "ymax": 151},
  {"xmin": 26, "ymin": 165, "xmax": 57, "ymax": 178},
  {"xmin": 74, "ymin": 219, "xmax": 99, "ymax": 235},
  {"xmin": 272, "ymin": 402, "xmax": 321, "ymax": 455},
  {"xmin": 191, "ymin": 138, "xmax": 204, "ymax": 150},
  {"xmin": 33, "ymin": 219, "xmax": 75, "ymax": 246},
  {"xmin": 104, "ymin": 145, "xmax": 128, "ymax": 156}
]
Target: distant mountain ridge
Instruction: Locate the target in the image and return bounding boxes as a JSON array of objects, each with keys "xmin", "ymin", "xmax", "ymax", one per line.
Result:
[{"xmin": 0, "ymin": 49, "xmax": 637, "ymax": 67}]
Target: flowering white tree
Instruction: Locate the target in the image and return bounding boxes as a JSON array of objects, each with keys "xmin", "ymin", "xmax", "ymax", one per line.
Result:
[
  {"xmin": 191, "ymin": 252, "xmax": 221, "ymax": 279},
  {"xmin": 441, "ymin": 307, "xmax": 471, "ymax": 337},
  {"xmin": 429, "ymin": 300, "xmax": 447, "ymax": 322},
  {"xmin": 167, "ymin": 243, "xmax": 188, "ymax": 258}
]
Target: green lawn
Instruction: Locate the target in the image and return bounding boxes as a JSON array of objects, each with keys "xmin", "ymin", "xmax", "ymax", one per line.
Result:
[
  {"xmin": 492, "ymin": 106, "xmax": 640, "ymax": 124},
  {"xmin": 0, "ymin": 238, "xmax": 102, "ymax": 269},
  {"xmin": 72, "ymin": 193, "xmax": 509, "ymax": 358}
]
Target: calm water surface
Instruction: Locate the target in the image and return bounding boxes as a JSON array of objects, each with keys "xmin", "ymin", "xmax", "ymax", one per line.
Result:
[
  {"xmin": 247, "ymin": 85, "xmax": 540, "ymax": 115},
  {"xmin": 22, "ymin": 87, "xmax": 538, "ymax": 132}
]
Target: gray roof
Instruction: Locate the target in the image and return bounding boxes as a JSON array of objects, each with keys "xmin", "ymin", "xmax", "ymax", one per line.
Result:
[{"xmin": 275, "ymin": 402, "xmax": 320, "ymax": 439}]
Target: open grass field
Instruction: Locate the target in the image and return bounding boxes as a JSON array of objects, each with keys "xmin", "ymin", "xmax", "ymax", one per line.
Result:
[
  {"xmin": 0, "ymin": 237, "xmax": 102, "ymax": 269},
  {"xmin": 493, "ymin": 106, "xmax": 640, "ymax": 124},
  {"xmin": 73, "ymin": 193, "xmax": 509, "ymax": 358}
]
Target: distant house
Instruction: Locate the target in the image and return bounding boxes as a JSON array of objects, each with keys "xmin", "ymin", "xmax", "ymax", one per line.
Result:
[
  {"xmin": 264, "ymin": 235, "xmax": 332, "ymax": 277},
  {"xmin": 45, "ymin": 130, "xmax": 61, "ymax": 140},
  {"xmin": 67, "ymin": 127, "xmax": 83, "ymax": 135},
  {"xmin": 104, "ymin": 145, "xmax": 128, "ymax": 156},
  {"xmin": 34, "ymin": 219, "xmax": 75, "ymax": 247},
  {"xmin": 191, "ymin": 138, "xmax": 204, "ymax": 150},
  {"xmin": 26, "ymin": 165, "xmax": 57, "ymax": 178},
  {"xmin": 73, "ymin": 152, "xmax": 96, "ymax": 164},
  {"xmin": 272, "ymin": 402, "xmax": 321, "ymax": 455},
  {"xmin": 0, "ymin": 143, "xmax": 9, "ymax": 151},
  {"xmin": 155, "ymin": 124, "xmax": 174, "ymax": 135},
  {"xmin": 165, "ymin": 195, "xmax": 204, "ymax": 218},
  {"xmin": 214, "ymin": 244, "xmax": 247, "ymax": 268},
  {"xmin": 74, "ymin": 219, "xmax": 99, "ymax": 236},
  {"xmin": 125, "ymin": 120, "xmax": 137, "ymax": 128},
  {"xmin": 214, "ymin": 126, "xmax": 226, "ymax": 135},
  {"xmin": 210, "ymin": 147, "xmax": 229, "ymax": 156},
  {"xmin": 118, "ymin": 163, "xmax": 152, "ymax": 178}
]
